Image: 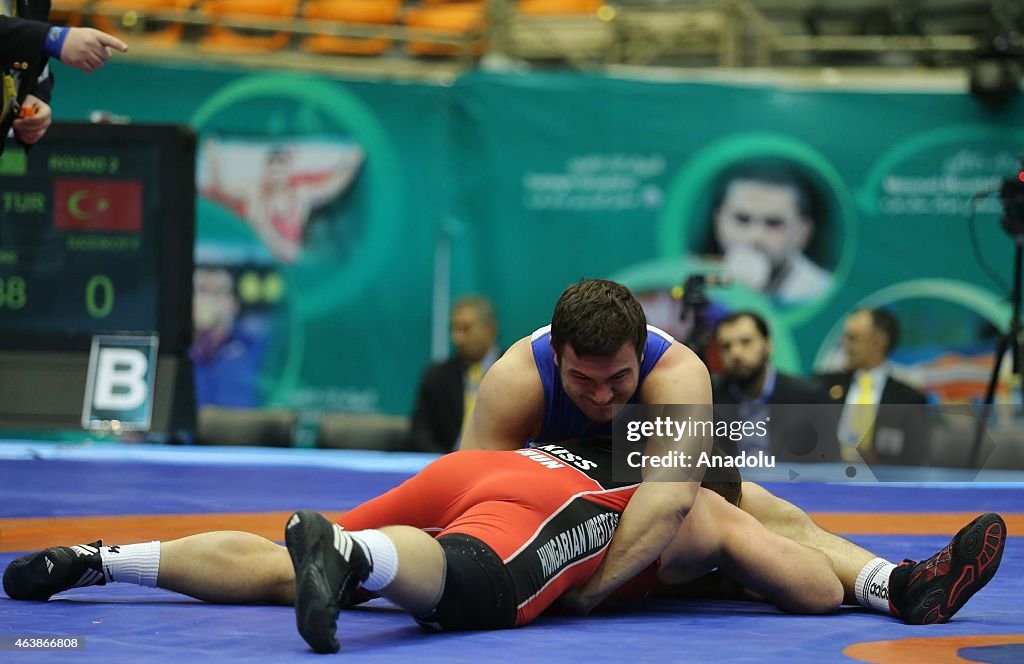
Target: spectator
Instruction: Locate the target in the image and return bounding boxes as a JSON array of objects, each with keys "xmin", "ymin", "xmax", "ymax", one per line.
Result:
[
  {"xmin": 190, "ymin": 267, "xmax": 266, "ymax": 408},
  {"xmin": 712, "ymin": 310, "xmax": 835, "ymax": 460},
  {"xmin": 816, "ymin": 308, "xmax": 929, "ymax": 465},
  {"xmin": 409, "ymin": 295, "xmax": 500, "ymax": 453}
]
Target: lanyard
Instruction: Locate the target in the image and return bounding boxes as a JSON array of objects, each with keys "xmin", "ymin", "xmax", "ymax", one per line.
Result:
[
  {"xmin": 2, "ymin": 1, "xmax": 23, "ymax": 125},
  {"xmin": 1, "ymin": 74, "xmax": 16, "ymax": 125}
]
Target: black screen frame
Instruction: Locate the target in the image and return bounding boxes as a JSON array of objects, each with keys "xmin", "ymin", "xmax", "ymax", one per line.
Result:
[{"xmin": 0, "ymin": 122, "xmax": 195, "ymax": 353}]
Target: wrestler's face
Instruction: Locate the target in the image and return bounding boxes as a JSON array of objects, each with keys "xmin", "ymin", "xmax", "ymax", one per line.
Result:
[
  {"xmin": 716, "ymin": 316, "xmax": 771, "ymax": 386},
  {"xmin": 555, "ymin": 341, "xmax": 640, "ymax": 423}
]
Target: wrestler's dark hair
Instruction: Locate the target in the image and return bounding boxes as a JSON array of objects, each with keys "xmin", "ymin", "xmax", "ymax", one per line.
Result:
[{"xmin": 550, "ymin": 279, "xmax": 647, "ymax": 360}]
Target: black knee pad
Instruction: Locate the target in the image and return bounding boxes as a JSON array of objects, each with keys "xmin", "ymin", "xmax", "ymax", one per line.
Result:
[{"xmin": 414, "ymin": 534, "xmax": 517, "ymax": 631}]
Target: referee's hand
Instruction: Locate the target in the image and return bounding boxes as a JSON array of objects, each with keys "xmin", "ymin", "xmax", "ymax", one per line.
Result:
[
  {"xmin": 12, "ymin": 95, "xmax": 51, "ymax": 144},
  {"xmin": 60, "ymin": 28, "xmax": 129, "ymax": 73}
]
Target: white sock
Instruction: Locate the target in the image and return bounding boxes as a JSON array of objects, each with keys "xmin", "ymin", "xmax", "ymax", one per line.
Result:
[
  {"xmin": 345, "ymin": 529, "xmax": 399, "ymax": 591},
  {"xmin": 100, "ymin": 542, "xmax": 161, "ymax": 588},
  {"xmin": 855, "ymin": 557, "xmax": 897, "ymax": 614}
]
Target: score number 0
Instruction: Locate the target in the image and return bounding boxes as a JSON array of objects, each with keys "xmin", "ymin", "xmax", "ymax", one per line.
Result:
[
  {"xmin": 0, "ymin": 275, "xmax": 115, "ymax": 318},
  {"xmin": 85, "ymin": 275, "xmax": 114, "ymax": 318}
]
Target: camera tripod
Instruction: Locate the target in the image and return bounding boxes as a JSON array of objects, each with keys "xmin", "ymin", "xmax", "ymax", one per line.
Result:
[
  {"xmin": 971, "ymin": 239, "xmax": 1024, "ymax": 467},
  {"xmin": 970, "ymin": 167, "xmax": 1024, "ymax": 467}
]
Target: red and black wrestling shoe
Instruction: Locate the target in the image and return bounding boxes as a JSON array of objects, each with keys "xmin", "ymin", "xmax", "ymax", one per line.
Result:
[{"xmin": 888, "ymin": 512, "xmax": 1006, "ymax": 624}]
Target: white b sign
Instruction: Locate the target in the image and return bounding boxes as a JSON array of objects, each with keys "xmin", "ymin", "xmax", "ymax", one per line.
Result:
[{"xmin": 82, "ymin": 336, "xmax": 159, "ymax": 431}]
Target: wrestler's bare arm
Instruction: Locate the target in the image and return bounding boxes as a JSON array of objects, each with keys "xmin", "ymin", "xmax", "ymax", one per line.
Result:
[
  {"xmin": 567, "ymin": 342, "xmax": 712, "ymax": 611},
  {"xmin": 458, "ymin": 337, "xmax": 544, "ymax": 451}
]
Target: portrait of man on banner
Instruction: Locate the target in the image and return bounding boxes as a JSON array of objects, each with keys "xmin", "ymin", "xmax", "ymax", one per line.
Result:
[{"xmin": 694, "ymin": 159, "xmax": 836, "ymax": 307}]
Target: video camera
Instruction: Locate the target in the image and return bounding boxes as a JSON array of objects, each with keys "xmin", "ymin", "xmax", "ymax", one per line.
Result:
[
  {"xmin": 676, "ymin": 274, "xmax": 733, "ymax": 314},
  {"xmin": 999, "ymin": 159, "xmax": 1024, "ymax": 238},
  {"xmin": 675, "ymin": 273, "xmax": 732, "ymax": 362}
]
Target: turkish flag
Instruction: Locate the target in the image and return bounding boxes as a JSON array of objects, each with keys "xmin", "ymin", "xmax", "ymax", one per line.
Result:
[{"xmin": 54, "ymin": 179, "xmax": 143, "ymax": 232}]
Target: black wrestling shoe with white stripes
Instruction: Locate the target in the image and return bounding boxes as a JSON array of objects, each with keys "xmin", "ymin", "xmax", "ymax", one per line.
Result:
[
  {"xmin": 285, "ymin": 511, "xmax": 370, "ymax": 654},
  {"xmin": 888, "ymin": 513, "xmax": 1006, "ymax": 624},
  {"xmin": 3, "ymin": 541, "xmax": 106, "ymax": 601}
]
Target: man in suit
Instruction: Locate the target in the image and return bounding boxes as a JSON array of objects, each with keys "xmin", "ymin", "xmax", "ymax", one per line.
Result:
[
  {"xmin": 1, "ymin": 3, "xmax": 127, "ymax": 155},
  {"xmin": 817, "ymin": 308, "xmax": 929, "ymax": 465},
  {"xmin": 409, "ymin": 295, "xmax": 500, "ymax": 453},
  {"xmin": 712, "ymin": 310, "xmax": 837, "ymax": 461}
]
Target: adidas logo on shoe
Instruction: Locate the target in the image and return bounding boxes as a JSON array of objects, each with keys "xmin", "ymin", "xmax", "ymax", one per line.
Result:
[{"xmin": 3, "ymin": 540, "xmax": 106, "ymax": 602}]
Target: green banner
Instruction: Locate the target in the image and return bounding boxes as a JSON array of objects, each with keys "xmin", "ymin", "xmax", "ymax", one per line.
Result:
[
  {"xmin": 47, "ymin": 63, "xmax": 1024, "ymax": 415},
  {"xmin": 448, "ymin": 72, "xmax": 1023, "ymax": 406}
]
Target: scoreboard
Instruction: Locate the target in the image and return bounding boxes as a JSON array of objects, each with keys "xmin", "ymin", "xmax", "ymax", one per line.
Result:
[
  {"xmin": 0, "ymin": 123, "xmax": 196, "ymax": 434},
  {"xmin": 0, "ymin": 123, "xmax": 194, "ymax": 351}
]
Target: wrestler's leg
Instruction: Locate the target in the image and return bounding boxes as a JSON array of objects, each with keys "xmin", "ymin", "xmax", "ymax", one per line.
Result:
[
  {"xmin": 4, "ymin": 454, "xmax": 483, "ymax": 606},
  {"xmin": 5, "ymin": 471, "xmax": 475, "ymax": 610},
  {"xmin": 658, "ymin": 489, "xmax": 843, "ymax": 614},
  {"xmin": 362, "ymin": 525, "xmax": 445, "ymax": 614},
  {"xmin": 159, "ymin": 532, "xmax": 294, "ymax": 604},
  {"xmin": 287, "ymin": 510, "xmax": 511, "ymax": 653},
  {"xmin": 738, "ymin": 481, "xmax": 1008, "ymax": 623},
  {"xmin": 350, "ymin": 526, "xmax": 516, "ymax": 626},
  {"xmin": 3, "ymin": 531, "xmax": 295, "ymax": 605},
  {"xmin": 738, "ymin": 481, "xmax": 873, "ymax": 604},
  {"xmin": 158, "ymin": 453, "xmax": 488, "ymax": 606}
]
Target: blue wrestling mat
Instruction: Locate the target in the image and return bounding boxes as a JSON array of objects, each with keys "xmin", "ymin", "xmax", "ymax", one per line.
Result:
[{"xmin": 0, "ymin": 441, "xmax": 1020, "ymax": 663}]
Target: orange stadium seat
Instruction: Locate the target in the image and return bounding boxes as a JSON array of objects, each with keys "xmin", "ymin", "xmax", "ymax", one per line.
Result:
[
  {"xmin": 403, "ymin": 2, "xmax": 486, "ymax": 57},
  {"xmin": 517, "ymin": 0, "xmax": 604, "ymax": 14},
  {"xmin": 299, "ymin": 0, "xmax": 401, "ymax": 56},
  {"xmin": 91, "ymin": 0, "xmax": 193, "ymax": 46},
  {"xmin": 48, "ymin": 0, "xmax": 89, "ymax": 27},
  {"xmin": 198, "ymin": 0, "xmax": 300, "ymax": 53}
]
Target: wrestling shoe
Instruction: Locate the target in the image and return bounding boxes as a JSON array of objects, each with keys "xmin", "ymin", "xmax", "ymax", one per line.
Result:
[
  {"xmin": 888, "ymin": 513, "xmax": 1006, "ymax": 624},
  {"xmin": 285, "ymin": 511, "xmax": 370, "ymax": 654},
  {"xmin": 3, "ymin": 541, "xmax": 106, "ymax": 601}
]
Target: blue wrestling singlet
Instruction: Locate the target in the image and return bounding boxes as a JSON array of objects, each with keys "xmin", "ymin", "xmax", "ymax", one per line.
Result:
[{"xmin": 529, "ymin": 324, "xmax": 674, "ymax": 444}]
